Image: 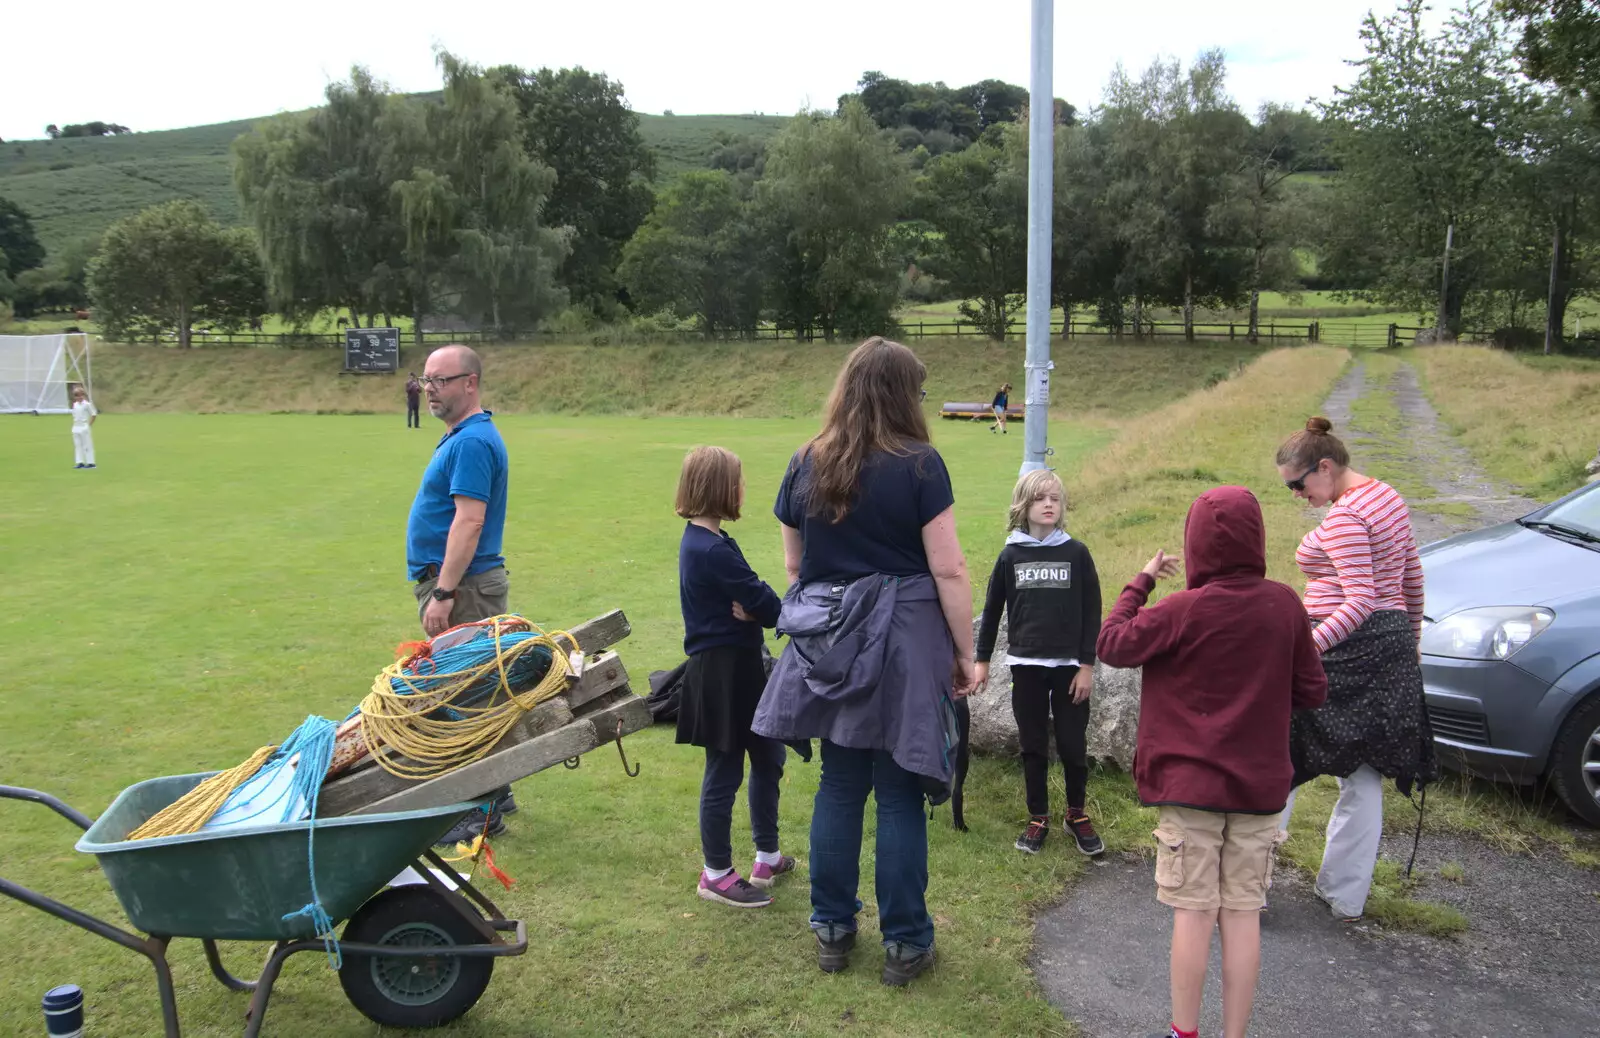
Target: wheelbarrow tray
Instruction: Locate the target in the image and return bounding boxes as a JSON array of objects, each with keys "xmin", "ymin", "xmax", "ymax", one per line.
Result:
[{"xmin": 76, "ymin": 772, "xmax": 484, "ymax": 941}]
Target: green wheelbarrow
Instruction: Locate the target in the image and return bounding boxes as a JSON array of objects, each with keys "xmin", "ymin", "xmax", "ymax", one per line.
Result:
[{"xmin": 1, "ymin": 773, "xmax": 528, "ymax": 1037}]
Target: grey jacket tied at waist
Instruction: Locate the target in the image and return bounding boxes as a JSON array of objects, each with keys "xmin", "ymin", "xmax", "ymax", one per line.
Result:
[{"xmin": 752, "ymin": 572, "xmax": 959, "ymax": 803}]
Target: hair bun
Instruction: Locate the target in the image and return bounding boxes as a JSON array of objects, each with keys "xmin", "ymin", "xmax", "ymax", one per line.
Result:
[{"xmin": 1306, "ymin": 416, "xmax": 1334, "ymax": 435}]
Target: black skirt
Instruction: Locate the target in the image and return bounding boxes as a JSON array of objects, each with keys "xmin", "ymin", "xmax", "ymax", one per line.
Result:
[
  {"xmin": 675, "ymin": 644, "xmax": 768, "ymax": 754},
  {"xmin": 1290, "ymin": 609, "xmax": 1439, "ymax": 796}
]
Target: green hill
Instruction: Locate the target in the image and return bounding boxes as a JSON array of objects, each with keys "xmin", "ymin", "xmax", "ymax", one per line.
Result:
[{"xmin": 0, "ymin": 110, "xmax": 788, "ymax": 258}]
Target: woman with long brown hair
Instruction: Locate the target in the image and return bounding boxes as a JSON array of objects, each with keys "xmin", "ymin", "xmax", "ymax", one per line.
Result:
[
  {"xmin": 1275, "ymin": 416, "xmax": 1437, "ymax": 921},
  {"xmin": 753, "ymin": 336, "xmax": 976, "ymax": 987}
]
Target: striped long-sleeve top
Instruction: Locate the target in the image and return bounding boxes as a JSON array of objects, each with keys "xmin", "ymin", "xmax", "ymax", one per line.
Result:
[{"xmin": 1295, "ymin": 478, "xmax": 1424, "ymax": 653}]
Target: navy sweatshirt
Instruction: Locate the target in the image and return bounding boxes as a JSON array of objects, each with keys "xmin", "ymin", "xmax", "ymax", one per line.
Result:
[{"xmin": 679, "ymin": 522, "xmax": 781, "ymax": 656}]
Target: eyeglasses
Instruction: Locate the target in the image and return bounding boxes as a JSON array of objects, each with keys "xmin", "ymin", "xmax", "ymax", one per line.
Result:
[
  {"xmin": 420, "ymin": 373, "xmax": 471, "ymax": 389},
  {"xmin": 1285, "ymin": 464, "xmax": 1320, "ymax": 492}
]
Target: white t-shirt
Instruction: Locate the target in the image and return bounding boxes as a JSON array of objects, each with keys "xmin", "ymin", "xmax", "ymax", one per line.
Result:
[{"xmin": 72, "ymin": 399, "xmax": 97, "ymax": 429}]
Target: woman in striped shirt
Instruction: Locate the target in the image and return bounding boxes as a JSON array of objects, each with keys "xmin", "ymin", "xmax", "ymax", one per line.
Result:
[{"xmin": 1275, "ymin": 416, "xmax": 1437, "ymax": 921}]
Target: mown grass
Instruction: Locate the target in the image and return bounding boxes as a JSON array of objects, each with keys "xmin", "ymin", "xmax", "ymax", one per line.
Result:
[
  {"xmin": 0, "ymin": 410, "xmax": 1114, "ymax": 1038},
  {"xmin": 1409, "ymin": 345, "xmax": 1600, "ymax": 499},
  {"xmin": 78, "ymin": 337, "xmax": 1266, "ymax": 421},
  {"xmin": 4, "ymin": 344, "xmax": 1587, "ymax": 1036}
]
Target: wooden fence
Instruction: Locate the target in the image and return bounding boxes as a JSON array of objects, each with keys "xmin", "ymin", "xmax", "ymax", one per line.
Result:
[{"xmin": 169, "ymin": 319, "xmax": 1322, "ymax": 349}]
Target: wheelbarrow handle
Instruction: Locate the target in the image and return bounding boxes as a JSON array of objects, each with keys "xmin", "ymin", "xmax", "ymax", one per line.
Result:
[{"xmin": 0, "ymin": 784, "xmax": 95, "ymax": 831}]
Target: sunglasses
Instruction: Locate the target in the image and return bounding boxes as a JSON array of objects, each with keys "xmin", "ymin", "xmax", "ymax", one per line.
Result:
[{"xmin": 1285, "ymin": 464, "xmax": 1320, "ymax": 492}]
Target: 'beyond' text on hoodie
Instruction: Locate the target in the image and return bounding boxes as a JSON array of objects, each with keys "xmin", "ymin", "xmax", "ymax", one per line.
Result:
[{"xmin": 975, "ymin": 529, "xmax": 1103, "ymax": 664}]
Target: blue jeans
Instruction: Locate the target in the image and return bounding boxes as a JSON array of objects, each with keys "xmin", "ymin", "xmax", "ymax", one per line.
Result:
[
  {"xmin": 699, "ymin": 738, "xmax": 786, "ymax": 871},
  {"xmin": 809, "ymin": 739, "xmax": 933, "ymax": 951}
]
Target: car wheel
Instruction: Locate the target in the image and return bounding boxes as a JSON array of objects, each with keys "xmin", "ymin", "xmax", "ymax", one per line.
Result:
[{"xmin": 1548, "ymin": 693, "xmax": 1600, "ymax": 828}]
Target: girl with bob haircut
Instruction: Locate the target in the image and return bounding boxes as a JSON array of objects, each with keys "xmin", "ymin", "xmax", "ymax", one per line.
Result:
[
  {"xmin": 673, "ymin": 446, "xmax": 792, "ymax": 908},
  {"xmin": 754, "ymin": 337, "xmax": 976, "ymax": 986},
  {"xmin": 975, "ymin": 468, "xmax": 1105, "ymax": 856}
]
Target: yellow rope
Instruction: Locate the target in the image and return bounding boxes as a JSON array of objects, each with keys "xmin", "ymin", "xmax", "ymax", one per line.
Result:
[
  {"xmin": 127, "ymin": 744, "xmax": 278, "ymax": 840},
  {"xmin": 357, "ymin": 616, "xmax": 579, "ymax": 781}
]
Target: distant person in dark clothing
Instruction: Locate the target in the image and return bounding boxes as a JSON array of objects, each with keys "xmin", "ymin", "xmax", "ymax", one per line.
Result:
[
  {"xmin": 990, "ymin": 382, "xmax": 1012, "ymax": 434},
  {"xmin": 674, "ymin": 445, "xmax": 790, "ymax": 909},
  {"xmin": 405, "ymin": 372, "xmax": 422, "ymax": 428}
]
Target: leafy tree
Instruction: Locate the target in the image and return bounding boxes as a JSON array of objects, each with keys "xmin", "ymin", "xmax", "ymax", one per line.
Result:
[
  {"xmin": 12, "ymin": 236, "xmax": 98, "ymax": 316},
  {"xmin": 234, "ymin": 68, "xmax": 412, "ymax": 327},
  {"xmin": 1501, "ymin": 0, "xmax": 1600, "ymax": 110},
  {"xmin": 1048, "ymin": 120, "xmax": 1126, "ymax": 331},
  {"xmin": 756, "ymin": 102, "xmax": 912, "ymax": 340},
  {"xmin": 1317, "ymin": 0, "xmax": 1526, "ymax": 334},
  {"xmin": 618, "ymin": 171, "xmax": 762, "ymax": 336},
  {"xmin": 0, "ymin": 197, "xmax": 46, "ymax": 277},
  {"xmin": 430, "ymin": 53, "xmax": 570, "ymax": 333},
  {"xmin": 1232, "ymin": 105, "xmax": 1322, "ymax": 341},
  {"xmin": 491, "ymin": 66, "xmax": 655, "ymax": 317},
  {"xmin": 88, "ymin": 201, "xmax": 266, "ymax": 347},
  {"xmin": 1101, "ymin": 51, "xmax": 1252, "ymax": 339},
  {"xmin": 914, "ymin": 142, "xmax": 1027, "ymax": 339},
  {"xmin": 58, "ymin": 122, "xmax": 131, "ymax": 137},
  {"xmin": 840, "ymin": 71, "xmax": 1074, "ymax": 153}
]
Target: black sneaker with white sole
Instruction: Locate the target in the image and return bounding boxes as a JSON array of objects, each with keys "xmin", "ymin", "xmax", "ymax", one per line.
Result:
[
  {"xmin": 1066, "ymin": 812, "xmax": 1105, "ymax": 856},
  {"xmin": 1015, "ymin": 816, "xmax": 1049, "ymax": 854}
]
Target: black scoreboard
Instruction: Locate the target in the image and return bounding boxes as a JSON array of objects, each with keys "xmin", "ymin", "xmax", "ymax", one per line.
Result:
[{"xmin": 344, "ymin": 328, "xmax": 400, "ymax": 372}]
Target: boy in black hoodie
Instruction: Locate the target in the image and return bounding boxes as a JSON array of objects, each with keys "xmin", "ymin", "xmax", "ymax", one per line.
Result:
[{"xmin": 975, "ymin": 469, "xmax": 1104, "ymax": 856}]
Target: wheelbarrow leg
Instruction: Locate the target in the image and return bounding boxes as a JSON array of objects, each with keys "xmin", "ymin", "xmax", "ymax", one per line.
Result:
[
  {"xmin": 242, "ymin": 940, "xmax": 294, "ymax": 1038},
  {"xmin": 149, "ymin": 936, "xmax": 182, "ymax": 1038},
  {"xmin": 202, "ymin": 939, "xmax": 257, "ymax": 992}
]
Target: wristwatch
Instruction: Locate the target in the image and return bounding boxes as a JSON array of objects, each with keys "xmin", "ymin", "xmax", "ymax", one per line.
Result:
[{"xmin": 431, "ymin": 586, "xmax": 457, "ymax": 602}]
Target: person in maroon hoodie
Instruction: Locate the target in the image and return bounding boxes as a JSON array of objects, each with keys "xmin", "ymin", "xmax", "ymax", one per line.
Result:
[{"xmin": 1097, "ymin": 486, "xmax": 1326, "ymax": 1038}]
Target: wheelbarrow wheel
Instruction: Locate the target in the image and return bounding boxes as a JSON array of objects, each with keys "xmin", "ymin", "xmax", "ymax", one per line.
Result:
[{"xmin": 338, "ymin": 885, "xmax": 493, "ymax": 1028}]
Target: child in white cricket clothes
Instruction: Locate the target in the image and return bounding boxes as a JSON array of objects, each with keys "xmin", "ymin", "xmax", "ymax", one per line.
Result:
[
  {"xmin": 974, "ymin": 469, "xmax": 1104, "ymax": 856},
  {"xmin": 70, "ymin": 386, "xmax": 97, "ymax": 469}
]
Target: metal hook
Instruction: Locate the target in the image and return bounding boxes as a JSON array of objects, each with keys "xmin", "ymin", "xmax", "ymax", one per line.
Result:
[
  {"xmin": 562, "ymin": 756, "xmax": 581, "ymax": 770},
  {"xmin": 614, "ymin": 717, "xmax": 641, "ymax": 778}
]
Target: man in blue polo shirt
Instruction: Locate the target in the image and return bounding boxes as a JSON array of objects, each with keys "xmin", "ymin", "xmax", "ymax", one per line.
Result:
[
  {"xmin": 407, "ymin": 344, "xmax": 510, "ymax": 636},
  {"xmin": 407, "ymin": 344, "xmax": 516, "ymax": 845}
]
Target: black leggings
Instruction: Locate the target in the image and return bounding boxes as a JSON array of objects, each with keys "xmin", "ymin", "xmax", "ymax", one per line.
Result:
[{"xmin": 1010, "ymin": 664, "xmax": 1089, "ymax": 817}]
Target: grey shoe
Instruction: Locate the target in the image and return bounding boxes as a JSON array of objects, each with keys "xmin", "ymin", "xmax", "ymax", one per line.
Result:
[
  {"xmin": 881, "ymin": 941, "xmax": 936, "ymax": 986},
  {"xmin": 815, "ymin": 926, "xmax": 856, "ymax": 973}
]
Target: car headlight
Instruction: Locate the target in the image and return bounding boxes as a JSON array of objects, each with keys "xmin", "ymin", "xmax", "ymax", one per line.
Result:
[{"xmin": 1419, "ymin": 607, "xmax": 1555, "ymax": 661}]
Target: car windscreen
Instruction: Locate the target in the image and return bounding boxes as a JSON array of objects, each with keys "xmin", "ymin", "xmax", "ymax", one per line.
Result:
[{"xmin": 1534, "ymin": 484, "xmax": 1600, "ymax": 540}]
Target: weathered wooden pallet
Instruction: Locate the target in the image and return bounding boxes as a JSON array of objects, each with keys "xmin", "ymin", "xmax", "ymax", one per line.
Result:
[{"xmin": 320, "ymin": 609, "xmax": 649, "ymax": 817}]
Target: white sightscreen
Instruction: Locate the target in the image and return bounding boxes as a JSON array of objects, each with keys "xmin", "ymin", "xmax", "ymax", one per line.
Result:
[{"xmin": 0, "ymin": 335, "xmax": 91, "ymax": 414}]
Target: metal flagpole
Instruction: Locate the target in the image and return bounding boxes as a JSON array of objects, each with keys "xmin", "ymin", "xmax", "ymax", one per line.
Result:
[{"xmin": 1020, "ymin": 0, "xmax": 1055, "ymax": 474}]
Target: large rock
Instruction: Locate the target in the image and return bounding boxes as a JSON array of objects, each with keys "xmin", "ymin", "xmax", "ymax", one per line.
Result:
[{"xmin": 967, "ymin": 617, "xmax": 1141, "ymax": 770}]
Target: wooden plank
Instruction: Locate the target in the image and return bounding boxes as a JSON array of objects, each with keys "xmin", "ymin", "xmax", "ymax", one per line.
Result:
[
  {"xmin": 574, "ymin": 688, "xmax": 651, "ymax": 741},
  {"xmin": 351, "ymin": 720, "xmax": 602, "ymax": 816},
  {"xmin": 565, "ymin": 610, "xmax": 631, "ymax": 655},
  {"xmin": 567, "ymin": 652, "xmax": 629, "ymax": 711},
  {"xmin": 319, "ymin": 697, "xmax": 575, "ymax": 816}
]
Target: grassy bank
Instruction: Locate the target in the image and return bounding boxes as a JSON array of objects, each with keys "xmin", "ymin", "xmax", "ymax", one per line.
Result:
[
  {"xmin": 82, "ymin": 337, "xmax": 1265, "ymax": 419},
  {"xmin": 1410, "ymin": 345, "xmax": 1600, "ymax": 499}
]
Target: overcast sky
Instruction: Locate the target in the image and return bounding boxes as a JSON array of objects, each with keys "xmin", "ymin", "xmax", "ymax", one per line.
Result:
[{"xmin": 1, "ymin": 0, "xmax": 1405, "ymax": 141}]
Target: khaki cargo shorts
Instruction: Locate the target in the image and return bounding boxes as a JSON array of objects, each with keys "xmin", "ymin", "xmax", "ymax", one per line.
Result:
[
  {"xmin": 1151, "ymin": 805, "xmax": 1285, "ymax": 912},
  {"xmin": 413, "ymin": 565, "xmax": 511, "ymax": 632}
]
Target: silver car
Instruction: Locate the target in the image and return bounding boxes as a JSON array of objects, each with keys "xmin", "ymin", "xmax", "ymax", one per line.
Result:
[{"xmin": 1419, "ymin": 479, "xmax": 1600, "ymax": 826}]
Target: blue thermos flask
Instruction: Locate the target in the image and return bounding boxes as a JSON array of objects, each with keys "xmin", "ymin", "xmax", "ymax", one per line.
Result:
[{"xmin": 42, "ymin": 985, "xmax": 84, "ymax": 1037}]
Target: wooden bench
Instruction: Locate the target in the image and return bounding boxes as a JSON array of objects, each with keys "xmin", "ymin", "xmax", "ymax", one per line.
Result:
[{"xmin": 938, "ymin": 402, "xmax": 1026, "ymax": 421}]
